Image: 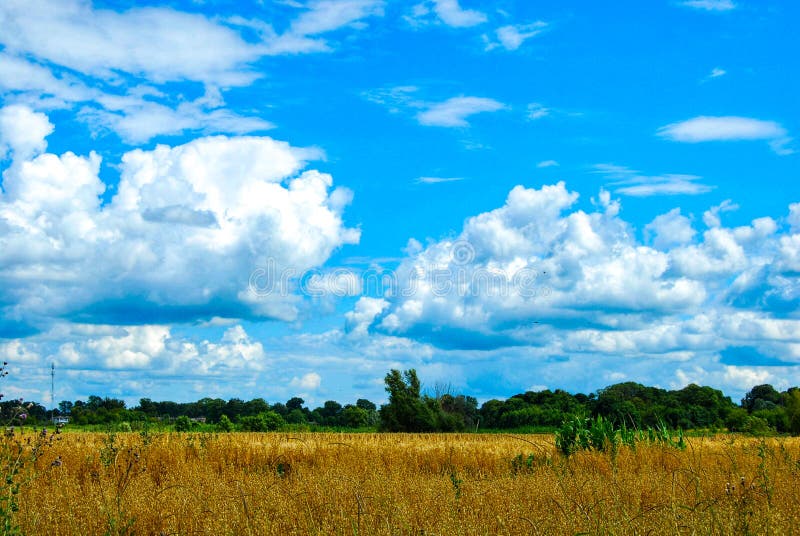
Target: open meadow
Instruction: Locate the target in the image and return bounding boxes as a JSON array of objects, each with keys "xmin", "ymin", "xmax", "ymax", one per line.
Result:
[{"xmin": 7, "ymin": 431, "xmax": 800, "ymax": 535}]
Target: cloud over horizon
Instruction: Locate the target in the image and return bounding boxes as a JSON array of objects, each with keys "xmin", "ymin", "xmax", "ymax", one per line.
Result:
[{"xmin": 0, "ymin": 105, "xmax": 359, "ymax": 334}]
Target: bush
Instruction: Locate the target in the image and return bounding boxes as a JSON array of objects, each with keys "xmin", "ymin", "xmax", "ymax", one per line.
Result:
[
  {"xmin": 174, "ymin": 416, "xmax": 193, "ymax": 432},
  {"xmin": 741, "ymin": 416, "xmax": 772, "ymax": 436},
  {"xmin": 555, "ymin": 414, "xmax": 685, "ymax": 456},
  {"xmin": 216, "ymin": 414, "xmax": 234, "ymax": 432}
]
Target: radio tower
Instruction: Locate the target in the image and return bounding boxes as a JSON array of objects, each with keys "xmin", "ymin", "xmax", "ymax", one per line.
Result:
[{"xmin": 50, "ymin": 363, "xmax": 55, "ymax": 423}]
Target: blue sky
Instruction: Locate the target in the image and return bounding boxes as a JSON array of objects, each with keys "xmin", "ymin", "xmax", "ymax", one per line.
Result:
[{"xmin": 1, "ymin": 0, "xmax": 798, "ymax": 407}]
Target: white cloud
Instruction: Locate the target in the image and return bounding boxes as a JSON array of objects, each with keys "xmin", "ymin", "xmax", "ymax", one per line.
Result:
[
  {"xmin": 0, "ymin": 340, "xmax": 40, "ymax": 364},
  {"xmin": 416, "ymin": 96, "xmax": 506, "ymax": 127},
  {"xmin": 0, "ymin": 106, "xmax": 359, "ymax": 328},
  {"xmin": 0, "ymin": 0, "xmax": 385, "ymax": 85},
  {"xmin": 416, "ymin": 176, "xmax": 464, "ymax": 184},
  {"xmin": 345, "ymin": 297, "xmax": 389, "ymax": 338},
  {"xmin": 362, "ymin": 85, "xmax": 420, "ymax": 113},
  {"xmin": 594, "ymin": 163, "xmax": 712, "ymax": 197},
  {"xmin": 680, "ymin": 0, "xmax": 736, "ymax": 11},
  {"xmin": 80, "ymin": 95, "xmax": 274, "ymax": 144},
  {"xmin": 0, "ymin": 53, "xmax": 93, "ymax": 108},
  {"xmin": 1, "ymin": 322, "xmax": 273, "ymax": 403},
  {"xmin": 290, "ymin": 372, "xmax": 322, "ymax": 391},
  {"xmin": 258, "ymin": 0, "xmax": 385, "ymax": 54},
  {"xmin": 365, "ymin": 88, "xmax": 507, "ymax": 128},
  {"xmin": 0, "ymin": 1, "xmax": 385, "ymax": 143},
  {"xmin": 527, "ymin": 103, "xmax": 550, "ymax": 120},
  {"xmin": 369, "ymin": 182, "xmax": 708, "ymax": 349},
  {"xmin": 0, "ymin": 105, "xmax": 54, "ymax": 160},
  {"xmin": 658, "ymin": 116, "xmax": 793, "ymax": 154},
  {"xmin": 0, "ymin": 54, "xmax": 273, "ymax": 144},
  {"xmin": 709, "ymin": 67, "xmax": 727, "ymax": 78},
  {"xmin": 537, "ymin": 160, "xmax": 559, "ymax": 168},
  {"xmin": 0, "ymin": 0, "xmax": 262, "ymax": 86},
  {"xmin": 485, "ymin": 22, "xmax": 548, "ymax": 51},
  {"xmin": 341, "ymin": 180, "xmax": 800, "ymax": 385},
  {"xmin": 788, "ymin": 203, "xmax": 800, "ymax": 232},
  {"xmin": 423, "ymin": 0, "xmax": 487, "ymax": 28},
  {"xmin": 644, "ymin": 208, "xmax": 697, "ymax": 250},
  {"xmin": 703, "ymin": 199, "xmax": 739, "ymax": 228}
]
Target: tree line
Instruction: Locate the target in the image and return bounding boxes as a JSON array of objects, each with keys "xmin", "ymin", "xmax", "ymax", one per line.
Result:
[{"xmin": 5, "ymin": 369, "xmax": 800, "ymax": 435}]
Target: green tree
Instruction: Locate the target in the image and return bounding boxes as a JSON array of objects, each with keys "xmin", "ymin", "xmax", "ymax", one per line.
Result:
[
  {"xmin": 216, "ymin": 414, "xmax": 234, "ymax": 432},
  {"xmin": 356, "ymin": 399, "xmax": 377, "ymax": 412},
  {"xmin": 742, "ymin": 384, "xmax": 782, "ymax": 412},
  {"xmin": 784, "ymin": 388, "xmax": 800, "ymax": 435},
  {"xmin": 286, "ymin": 409, "xmax": 307, "ymax": 424},
  {"xmin": 286, "ymin": 397, "xmax": 305, "ymax": 411},
  {"xmin": 379, "ymin": 369, "xmax": 436, "ymax": 432},
  {"xmin": 341, "ymin": 405, "xmax": 370, "ymax": 428},
  {"xmin": 239, "ymin": 411, "xmax": 284, "ymax": 432}
]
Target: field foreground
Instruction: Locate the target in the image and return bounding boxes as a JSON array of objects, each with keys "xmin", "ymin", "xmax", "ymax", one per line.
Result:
[{"xmin": 11, "ymin": 432, "xmax": 800, "ymax": 535}]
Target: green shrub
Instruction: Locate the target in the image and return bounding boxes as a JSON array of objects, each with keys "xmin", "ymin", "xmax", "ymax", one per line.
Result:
[
  {"xmin": 216, "ymin": 414, "xmax": 234, "ymax": 432},
  {"xmin": 174, "ymin": 416, "xmax": 193, "ymax": 432}
]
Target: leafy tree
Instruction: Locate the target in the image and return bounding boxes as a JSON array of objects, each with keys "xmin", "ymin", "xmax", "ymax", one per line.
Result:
[
  {"xmin": 286, "ymin": 409, "xmax": 306, "ymax": 424},
  {"xmin": 342, "ymin": 405, "xmax": 370, "ymax": 428},
  {"xmin": 239, "ymin": 411, "xmax": 284, "ymax": 432},
  {"xmin": 356, "ymin": 399, "xmax": 377, "ymax": 412},
  {"xmin": 286, "ymin": 397, "xmax": 305, "ymax": 411},
  {"xmin": 243, "ymin": 398, "xmax": 270, "ymax": 417},
  {"xmin": 742, "ymin": 384, "xmax": 782, "ymax": 412},
  {"xmin": 379, "ymin": 369, "xmax": 436, "ymax": 432},
  {"xmin": 784, "ymin": 388, "xmax": 800, "ymax": 435},
  {"xmin": 196, "ymin": 398, "xmax": 226, "ymax": 422},
  {"xmin": 271, "ymin": 403, "xmax": 288, "ymax": 417},
  {"xmin": 317, "ymin": 401, "xmax": 343, "ymax": 426}
]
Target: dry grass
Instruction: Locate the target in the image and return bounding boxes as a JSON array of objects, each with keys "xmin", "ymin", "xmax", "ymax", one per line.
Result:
[{"xmin": 12, "ymin": 431, "xmax": 800, "ymax": 535}]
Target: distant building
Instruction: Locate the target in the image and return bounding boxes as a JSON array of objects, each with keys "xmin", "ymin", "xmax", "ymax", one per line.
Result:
[{"xmin": 53, "ymin": 416, "xmax": 70, "ymax": 425}]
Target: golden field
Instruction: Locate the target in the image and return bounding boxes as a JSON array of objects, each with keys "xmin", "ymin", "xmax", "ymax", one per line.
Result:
[{"xmin": 8, "ymin": 431, "xmax": 800, "ymax": 535}]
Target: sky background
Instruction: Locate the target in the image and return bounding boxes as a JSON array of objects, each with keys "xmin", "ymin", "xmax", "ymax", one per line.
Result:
[{"xmin": 1, "ymin": 0, "xmax": 799, "ymax": 408}]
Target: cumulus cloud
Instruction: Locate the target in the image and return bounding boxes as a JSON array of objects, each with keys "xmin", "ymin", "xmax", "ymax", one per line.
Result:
[
  {"xmin": 644, "ymin": 208, "xmax": 697, "ymax": 250},
  {"xmin": 703, "ymin": 199, "xmax": 739, "ymax": 228},
  {"xmin": 409, "ymin": 0, "xmax": 487, "ymax": 28},
  {"xmin": 658, "ymin": 116, "xmax": 793, "ymax": 154},
  {"xmin": 290, "ymin": 372, "xmax": 322, "ymax": 391},
  {"xmin": 485, "ymin": 22, "xmax": 548, "ymax": 51},
  {"xmin": 0, "ymin": 105, "xmax": 54, "ymax": 160},
  {"xmin": 343, "ymin": 181, "xmax": 800, "ymax": 378},
  {"xmin": 1, "ymin": 322, "xmax": 274, "ymax": 402},
  {"xmin": 0, "ymin": 106, "xmax": 359, "ymax": 333},
  {"xmin": 416, "ymin": 96, "xmax": 507, "ymax": 127}
]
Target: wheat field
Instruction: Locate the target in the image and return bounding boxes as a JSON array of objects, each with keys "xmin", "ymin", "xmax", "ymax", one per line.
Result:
[{"xmin": 11, "ymin": 431, "xmax": 800, "ymax": 535}]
